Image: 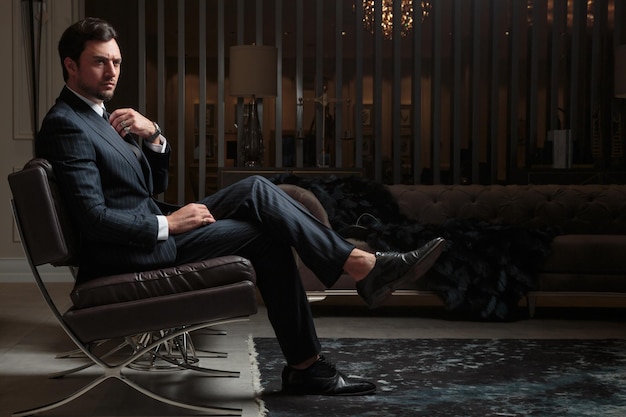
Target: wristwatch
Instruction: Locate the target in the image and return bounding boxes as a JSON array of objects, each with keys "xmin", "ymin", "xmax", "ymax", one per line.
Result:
[{"xmin": 148, "ymin": 122, "xmax": 162, "ymax": 142}]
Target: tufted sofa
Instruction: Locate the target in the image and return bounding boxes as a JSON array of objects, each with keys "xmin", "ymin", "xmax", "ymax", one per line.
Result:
[{"xmin": 279, "ymin": 183, "xmax": 626, "ymax": 315}]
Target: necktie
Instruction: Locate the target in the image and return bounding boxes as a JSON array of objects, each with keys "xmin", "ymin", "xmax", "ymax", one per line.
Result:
[
  {"xmin": 124, "ymin": 135, "xmax": 143, "ymax": 160},
  {"xmin": 103, "ymin": 109, "xmax": 141, "ymax": 159}
]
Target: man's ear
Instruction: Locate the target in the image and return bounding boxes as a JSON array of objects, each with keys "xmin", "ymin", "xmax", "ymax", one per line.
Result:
[{"xmin": 63, "ymin": 57, "xmax": 77, "ymax": 75}]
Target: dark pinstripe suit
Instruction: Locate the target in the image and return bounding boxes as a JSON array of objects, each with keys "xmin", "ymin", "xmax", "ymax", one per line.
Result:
[{"xmin": 36, "ymin": 87, "xmax": 355, "ymax": 364}]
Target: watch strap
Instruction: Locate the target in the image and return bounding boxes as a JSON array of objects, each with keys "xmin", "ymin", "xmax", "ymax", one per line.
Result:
[{"xmin": 148, "ymin": 122, "xmax": 161, "ymax": 142}]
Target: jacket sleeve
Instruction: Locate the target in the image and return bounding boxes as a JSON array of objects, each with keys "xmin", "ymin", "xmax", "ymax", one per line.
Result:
[
  {"xmin": 142, "ymin": 139, "xmax": 171, "ymax": 195},
  {"xmin": 35, "ymin": 110, "xmax": 163, "ymax": 249}
]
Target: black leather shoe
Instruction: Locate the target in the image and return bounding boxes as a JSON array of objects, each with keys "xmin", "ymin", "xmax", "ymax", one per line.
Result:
[
  {"xmin": 357, "ymin": 237, "xmax": 446, "ymax": 308},
  {"xmin": 282, "ymin": 355, "xmax": 376, "ymax": 396}
]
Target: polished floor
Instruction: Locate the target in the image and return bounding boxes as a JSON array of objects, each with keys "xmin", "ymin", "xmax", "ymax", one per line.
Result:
[{"xmin": 1, "ymin": 282, "xmax": 625, "ymax": 417}]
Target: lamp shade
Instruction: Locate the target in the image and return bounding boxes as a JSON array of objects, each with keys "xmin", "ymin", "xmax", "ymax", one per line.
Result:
[
  {"xmin": 229, "ymin": 45, "xmax": 277, "ymax": 97},
  {"xmin": 616, "ymin": 45, "xmax": 626, "ymax": 98}
]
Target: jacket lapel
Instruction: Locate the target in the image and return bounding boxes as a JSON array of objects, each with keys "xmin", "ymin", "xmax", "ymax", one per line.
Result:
[{"xmin": 59, "ymin": 88, "xmax": 151, "ymax": 191}]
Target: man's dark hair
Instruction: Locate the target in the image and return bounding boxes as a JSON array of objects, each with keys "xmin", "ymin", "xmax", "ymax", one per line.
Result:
[{"xmin": 58, "ymin": 17, "xmax": 118, "ymax": 81}]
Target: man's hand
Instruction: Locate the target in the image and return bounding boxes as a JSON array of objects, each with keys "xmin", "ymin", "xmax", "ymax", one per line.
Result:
[
  {"xmin": 166, "ymin": 203, "xmax": 215, "ymax": 235},
  {"xmin": 109, "ymin": 108, "xmax": 159, "ymax": 141}
]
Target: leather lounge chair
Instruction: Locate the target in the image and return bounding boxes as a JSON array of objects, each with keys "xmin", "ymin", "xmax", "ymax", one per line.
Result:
[{"xmin": 7, "ymin": 158, "xmax": 258, "ymax": 416}]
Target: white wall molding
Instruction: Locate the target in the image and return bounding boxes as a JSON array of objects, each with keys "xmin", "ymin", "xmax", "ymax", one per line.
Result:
[{"xmin": 12, "ymin": 0, "xmax": 35, "ymax": 140}]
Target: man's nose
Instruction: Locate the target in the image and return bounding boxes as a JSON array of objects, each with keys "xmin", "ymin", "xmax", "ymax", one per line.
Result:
[{"xmin": 104, "ymin": 62, "xmax": 118, "ymax": 76}]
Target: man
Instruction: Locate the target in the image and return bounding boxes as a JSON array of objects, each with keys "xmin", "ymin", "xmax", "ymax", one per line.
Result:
[{"xmin": 36, "ymin": 17, "xmax": 445, "ymax": 396}]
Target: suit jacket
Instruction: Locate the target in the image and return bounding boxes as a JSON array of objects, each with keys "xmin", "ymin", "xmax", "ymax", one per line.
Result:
[{"xmin": 36, "ymin": 87, "xmax": 176, "ymax": 281}]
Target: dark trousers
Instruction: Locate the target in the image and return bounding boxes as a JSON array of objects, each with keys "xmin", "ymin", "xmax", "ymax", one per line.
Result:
[{"xmin": 173, "ymin": 175, "xmax": 354, "ymax": 365}]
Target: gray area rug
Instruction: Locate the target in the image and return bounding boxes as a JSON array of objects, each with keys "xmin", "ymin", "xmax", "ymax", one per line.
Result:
[{"xmin": 254, "ymin": 338, "xmax": 626, "ymax": 417}]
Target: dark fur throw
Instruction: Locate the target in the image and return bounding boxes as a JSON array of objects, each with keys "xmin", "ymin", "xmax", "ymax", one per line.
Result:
[{"xmin": 272, "ymin": 174, "xmax": 557, "ymax": 321}]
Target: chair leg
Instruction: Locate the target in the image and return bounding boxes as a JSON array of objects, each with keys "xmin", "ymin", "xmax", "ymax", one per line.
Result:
[
  {"xmin": 126, "ymin": 330, "xmax": 239, "ymax": 377},
  {"xmin": 55, "ymin": 340, "xmax": 107, "ymax": 359},
  {"xmin": 12, "ymin": 374, "xmax": 110, "ymax": 417},
  {"xmin": 192, "ymin": 328, "xmax": 230, "ymax": 358},
  {"xmin": 49, "ymin": 340, "xmax": 129, "ymax": 379},
  {"xmin": 149, "ymin": 349, "xmax": 239, "ymax": 377},
  {"xmin": 170, "ymin": 330, "xmax": 230, "ymax": 360},
  {"xmin": 14, "ymin": 319, "xmax": 251, "ymax": 417},
  {"xmin": 52, "ymin": 330, "xmax": 238, "ymax": 378},
  {"xmin": 12, "ymin": 373, "xmax": 242, "ymax": 417}
]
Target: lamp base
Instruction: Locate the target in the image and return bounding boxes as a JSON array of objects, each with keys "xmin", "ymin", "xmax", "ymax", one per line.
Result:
[
  {"xmin": 239, "ymin": 98, "xmax": 264, "ymax": 167},
  {"xmin": 243, "ymin": 159, "xmax": 263, "ymax": 167},
  {"xmin": 318, "ymin": 151, "xmax": 330, "ymax": 168}
]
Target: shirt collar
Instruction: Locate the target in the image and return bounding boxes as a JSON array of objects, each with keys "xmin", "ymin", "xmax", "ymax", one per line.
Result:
[{"xmin": 66, "ymin": 85, "xmax": 106, "ymax": 117}]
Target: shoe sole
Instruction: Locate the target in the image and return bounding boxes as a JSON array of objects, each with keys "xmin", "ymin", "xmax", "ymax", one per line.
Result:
[{"xmin": 367, "ymin": 237, "xmax": 446, "ymax": 308}]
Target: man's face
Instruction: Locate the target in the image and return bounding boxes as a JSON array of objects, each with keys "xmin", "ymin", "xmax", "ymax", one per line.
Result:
[{"xmin": 64, "ymin": 39, "xmax": 122, "ymax": 104}]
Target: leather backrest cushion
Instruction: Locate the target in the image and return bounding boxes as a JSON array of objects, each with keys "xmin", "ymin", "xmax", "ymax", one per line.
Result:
[
  {"xmin": 387, "ymin": 184, "xmax": 626, "ymax": 234},
  {"xmin": 8, "ymin": 159, "xmax": 79, "ymax": 266}
]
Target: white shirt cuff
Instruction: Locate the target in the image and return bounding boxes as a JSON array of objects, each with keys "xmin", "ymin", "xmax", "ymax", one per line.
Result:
[
  {"xmin": 156, "ymin": 215, "xmax": 169, "ymax": 240},
  {"xmin": 144, "ymin": 136, "xmax": 168, "ymax": 153}
]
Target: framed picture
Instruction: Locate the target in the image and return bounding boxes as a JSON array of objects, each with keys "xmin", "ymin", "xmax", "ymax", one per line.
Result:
[
  {"xmin": 362, "ymin": 134, "xmax": 373, "ymax": 158},
  {"xmin": 400, "ymin": 105, "xmax": 411, "ymax": 128},
  {"xmin": 362, "ymin": 105, "xmax": 373, "ymax": 127},
  {"xmin": 401, "ymin": 135, "xmax": 412, "ymax": 157},
  {"xmin": 194, "ymin": 103, "xmax": 215, "ymax": 130},
  {"xmin": 194, "ymin": 134, "xmax": 215, "ymax": 159}
]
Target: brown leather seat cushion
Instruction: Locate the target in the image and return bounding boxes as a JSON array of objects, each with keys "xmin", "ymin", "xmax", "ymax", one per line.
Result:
[
  {"xmin": 71, "ymin": 256, "xmax": 256, "ymax": 309},
  {"xmin": 65, "ymin": 281, "xmax": 258, "ymax": 343}
]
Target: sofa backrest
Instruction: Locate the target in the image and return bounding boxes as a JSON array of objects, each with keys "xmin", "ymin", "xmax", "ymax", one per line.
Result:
[{"xmin": 386, "ymin": 184, "xmax": 626, "ymax": 234}]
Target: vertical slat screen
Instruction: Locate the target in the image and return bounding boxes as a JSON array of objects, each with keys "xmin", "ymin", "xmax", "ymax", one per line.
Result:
[
  {"xmin": 137, "ymin": 0, "xmax": 146, "ymax": 115},
  {"xmin": 451, "ymin": 1, "xmax": 462, "ymax": 185},
  {"xmin": 508, "ymin": 0, "xmax": 522, "ymax": 175},
  {"xmin": 121, "ymin": 0, "xmax": 622, "ymax": 203},
  {"xmin": 197, "ymin": 0, "xmax": 207, "ymax": 200},
  {"xmin": 489, "ymin": 1, "xmax": 501, "ymax": 182},
  {"xmin": 315, "ymin": 0, "xmax": 323, "ymax": 166},
  {"xmin": 275, "ymin": 0, "xmax": 283, "ymax": 168},
  {"xmin": 373, "ymin": 0, "xmax": 383, "ymax": 182},
  {"xmin": 295, "ymin": 0, "xmax": 304, "ymax": 168},
  {"xmin": 431, "ymin": 1, "xmax": 442, "ymax": 184},
  {"xmin": 256, "ymin": 0, "xmax": 265, "ymax": 163},
  {"xmin": 335, "ymin": 0, "xmax": 343, "ymax": 168},
  {"xmin": 412, "ymin": 1, "xmax": 423, "ymax": 184},
  {"xmin": 391, "ymin": 0, "xmax": 401, "ymax": 184},
  {"xmin": 235, "ymin": 0, "xmax": 244, "ymax": 170},
  {"xmin": 176, "ymin": 1, "xmax": 185, "ymax": 204},
  {"xmin": 354, "ymin": 1, "xmax": 364, "ymax": 169},
  {"xmin": 590, "ymin": 0, "xmax": 602, "ymax": 161},
  {"xmin": 617, "ymin": 0, "xmax": 623, "ymax": 43},
  {"xmin": 569, "ymin": 0, "xmax": 583, "ymax": 164},
  {"xmin": 156, "ymin": 0, "xmax": 165, "ymax": 159},
  {"xmin": 470, "ymin": 0, "xmax": 481, "ymax": 184},
  {"xmin": 550, "ymin": 0, "xmax": 564, "ymax": 132},
  {"xmin": 526, "ymin": 0, "xmax": 541, "ymax": 171},
  {"xmin": 217, "ymin": 0, "xmax": 225, "ymax": 169}
]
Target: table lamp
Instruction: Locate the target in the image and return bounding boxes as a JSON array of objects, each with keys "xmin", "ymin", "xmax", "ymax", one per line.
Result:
[{"xmin": 229, "ymin": 45, "xmax": 278, "ymax": 167}]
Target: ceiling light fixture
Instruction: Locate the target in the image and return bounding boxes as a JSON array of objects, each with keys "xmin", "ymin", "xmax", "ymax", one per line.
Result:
[{"xmin": 361, "ymin": 0, "xmax": 431, "ymax": 40}]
